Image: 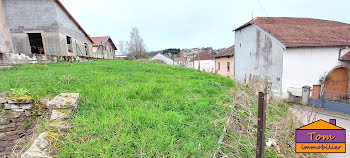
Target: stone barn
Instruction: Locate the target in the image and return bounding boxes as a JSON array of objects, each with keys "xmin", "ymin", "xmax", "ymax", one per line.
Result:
[
  {"xmin": 234, "ymin": 17, "xmax": 350, "ymax": 99},
  {"xmin": 0, "ymin": 0, "xmax": 94, "ymax": 66},
  {"xmin": 91, "ymin": 36, "xmax": 117, "ymax": 60}
]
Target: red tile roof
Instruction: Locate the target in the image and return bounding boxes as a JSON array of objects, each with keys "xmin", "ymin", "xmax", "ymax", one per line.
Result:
[
  {"xmin": 215, "ymin": 45, "xmax": 235, "ymax": 57},
  {"xmin": 91, "ymin": 36, "xmax": 117, "ymax": 50},
  {"xmin": 190, "ymin": 50, "xmax": 214, "ymax": 61},
  {"xmin": 54, "ymin": 0, "xmax": 93, "ymax": 43},
  {"xmin": 174, "ymin": 57, "xmax": 187, "ymax": 62},
  {"xmin": 235, "ymin": 17, "xmax": 350, "ymax": 48}
]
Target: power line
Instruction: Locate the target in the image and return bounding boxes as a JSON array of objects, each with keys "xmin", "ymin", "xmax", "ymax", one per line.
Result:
[{"xmin": 257, "ymin": 0, "xmax": 268, "ymax": 16}]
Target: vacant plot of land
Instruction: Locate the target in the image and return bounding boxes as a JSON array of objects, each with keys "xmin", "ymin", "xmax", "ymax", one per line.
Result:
[{"xmin": 0, "ymin": 60, "xmax": 235, "ymax": 157}]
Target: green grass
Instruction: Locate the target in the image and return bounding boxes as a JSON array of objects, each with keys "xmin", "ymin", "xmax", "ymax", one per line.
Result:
[{"xmin": 0, "ymin": 60, "xmax": 235, "ymax": 157}]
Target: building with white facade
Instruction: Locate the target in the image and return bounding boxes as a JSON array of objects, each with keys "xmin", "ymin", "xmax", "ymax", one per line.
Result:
[
  {"xmin": 234, "ymin": 17, "xmax": 350, "ymax": 99},
  {"xmin": 190, "ymin": 50, "xmax": 215, "ymax": 73}
]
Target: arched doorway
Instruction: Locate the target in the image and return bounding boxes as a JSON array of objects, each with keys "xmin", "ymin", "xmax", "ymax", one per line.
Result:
[{"xmin": 325, "ymin": 67, "xmax": 349, "ymax": 100}]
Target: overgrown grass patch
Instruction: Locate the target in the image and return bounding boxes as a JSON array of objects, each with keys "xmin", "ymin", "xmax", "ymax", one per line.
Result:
[{"xmin": 0, "ymin": 60, "xmax": 235, "ymax": 157}]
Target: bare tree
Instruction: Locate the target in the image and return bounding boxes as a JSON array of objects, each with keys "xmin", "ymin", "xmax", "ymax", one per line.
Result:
[
  {"xmin": 127, "ymin": 27, "xmax": 147, "ymax": 59},
  {"xmin": 118, "ymin": 41, "xmax": 127, "ymax": 55}
]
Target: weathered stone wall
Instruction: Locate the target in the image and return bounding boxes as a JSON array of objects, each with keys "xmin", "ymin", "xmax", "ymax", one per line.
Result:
[
  {"xmin": 22, "ymin": 93, "xmax": 80, "ymax": 158},
  {"xmin": 235, "ymin": 24, "xmax": 285, "ymax": 98},
  {"xmin": 0, "ymin": 93, "xmax": 80, "ymax": 157},
  {"xmin": 0, "ymin": 52, "xmax": 93, "ymax": 66},
  {"xmin": 0, "ymin": 96, "xmax": 36, "ymax": 157}
]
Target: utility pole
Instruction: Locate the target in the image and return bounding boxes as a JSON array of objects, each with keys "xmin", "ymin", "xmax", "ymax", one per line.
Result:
[
  {"xmin": 198, "ymin": 51, "xmax": 201, "ymax": 71},
  {"xmin": 192, "ymin": 53, "xmax": 195, "ymax": 69}
]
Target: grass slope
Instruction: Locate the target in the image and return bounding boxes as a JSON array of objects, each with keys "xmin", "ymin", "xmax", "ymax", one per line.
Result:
[{"xmin": 0, "ymin": 60, "xmax": 235, "ymax": 157}]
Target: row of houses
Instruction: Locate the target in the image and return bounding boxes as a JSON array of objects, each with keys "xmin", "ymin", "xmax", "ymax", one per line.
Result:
[
  {"xmin": 217, "ymin": 17, "xmax": 350, "ymax": 101},
  {"xmin": 0, "ymin": 0, "xmax": 117, "ymax": 66},
  {"xmin": 151, "ymin": 17, "xmax": 350, "ymax": 101}
]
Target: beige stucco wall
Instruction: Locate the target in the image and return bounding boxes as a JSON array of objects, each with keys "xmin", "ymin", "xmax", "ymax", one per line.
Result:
[{"xmin": 215, "ymin": 56, "xmax": 234, "ymax": 79}]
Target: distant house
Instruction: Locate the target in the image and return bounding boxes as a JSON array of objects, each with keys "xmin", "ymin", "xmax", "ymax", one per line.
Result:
[
  {"xmin": 190, "ymin": 50, "xmax": 215, "ymax": 73},
  {"xmin": 174, "ymin": 57, "xmax": 188, "ymax": 67},
  {"xmin": 0, "ymin": 0, "xmax": 95, "ymax": 65},
  {"xmin": 234, "ymin": 17, "xmax": 350, "ymax": 99},
  {"xmin": 91, "ymin": 36, "xmax": 117, "ymax": 60},
  {"xmin": 150, "ymin": 53, "xmax": 178, "ymax": 65},
  {"xmin": 214, "ymin": 45, "xmax": 235, "ymax": 79}
]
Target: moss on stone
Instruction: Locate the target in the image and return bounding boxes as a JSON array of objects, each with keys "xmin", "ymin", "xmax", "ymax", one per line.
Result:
[
  {"xmin": 47, "ymin": 132, "xmax": 62, "ymax": 151},
  {"xmin": 47, "ymin": 132, "xmax": 60, "ymax": 142},
  {"xmin": 52, "ymin": 120, "xmax": 64, "ymax": 123},
  {"xmin": 57, "ymin": 109, "xmax": 70, "ymax": 114},
  {"xmin": 8, "ymin": 96, "xmax": 33, "ymax": 101},
  {"xmin": 65, "ymin": 101, "xmax": 72, "ymax": 105},
  {"xmin": 32, "ymin": 103, "xmax": 48, "ymax": 115}
]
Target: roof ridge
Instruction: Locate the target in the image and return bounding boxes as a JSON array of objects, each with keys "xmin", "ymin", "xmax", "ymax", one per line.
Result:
[{"xmin": 54, "ymin": 0, "xmax": 93, "ymax": 43}]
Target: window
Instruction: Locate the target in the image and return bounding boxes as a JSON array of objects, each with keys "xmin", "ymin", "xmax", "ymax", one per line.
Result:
[
  {"xmin": 28, "ymin": 33, "xmax": 44, "ymax": 54},
  {"xmin": 66, "ymin": 36, "xmax": 71, "ymax": 44},
  {"xmin": 218, "ymin": 62, "xmax": 220, "ymax": 71},
  {"xmin": 227, "ymin": 62, "xmax": 230, "ymax": 72},
  {"xmin": 84, "ymin": 43, "xmax": 88, "ymax": 56},
  {"xmin": 66, "ymin": 36, "xmax": 72, "ymax": 53}
]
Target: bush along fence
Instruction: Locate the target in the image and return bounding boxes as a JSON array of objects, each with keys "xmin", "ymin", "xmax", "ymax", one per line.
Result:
[{"xmin": 0, "ymin": 93, "xmax": 80, "ymax": 157}]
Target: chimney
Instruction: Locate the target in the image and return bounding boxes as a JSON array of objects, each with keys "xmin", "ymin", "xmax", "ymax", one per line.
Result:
[{"xmin": 329, "ymin": 119, "xmax": 336, "ymax": 126}]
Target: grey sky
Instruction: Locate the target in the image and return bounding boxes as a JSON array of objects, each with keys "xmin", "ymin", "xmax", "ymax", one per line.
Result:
[{"xmin": 61, "ymin": 0, "xmax": 350, "ymax": 51}]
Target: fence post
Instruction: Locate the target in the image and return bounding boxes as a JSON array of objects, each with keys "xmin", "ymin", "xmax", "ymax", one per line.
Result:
[
  {"xmin": 256, "ymin": 92, "xmax": 266, "ymax": 158},
  {"xmin": 301, "ymin": 85, "xmax": 311, "ymax": 105}
]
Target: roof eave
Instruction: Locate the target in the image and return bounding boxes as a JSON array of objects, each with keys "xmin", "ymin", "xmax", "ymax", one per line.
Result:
[
  {"xmin": 54, "ymin": 0, "xmax": 93, "ymax": 43},
  {"xmin": 233, "ymin": 23, "xmax": 253, "ymax": 32}
]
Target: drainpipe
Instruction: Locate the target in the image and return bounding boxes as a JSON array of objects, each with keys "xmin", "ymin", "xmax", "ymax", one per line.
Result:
[{"xmin": 338, "ymin": 46, "xmax": 349, "ymax": 60}]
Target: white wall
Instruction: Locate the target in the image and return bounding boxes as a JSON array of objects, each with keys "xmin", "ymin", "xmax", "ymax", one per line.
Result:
[
  {"xmin": 194, "ymin": 59, "xmax": 215, "ymax": 73},
  {"xmin": 151, "ymin": 54, "xmax": 178, "ymax": 66},
  {"xmin": 282, "ymin": 47, "xmax": 350, "ymax": 98},
  {"xmin": 235, "ymin": 24, "xmax": 285, "ymax": 97}
]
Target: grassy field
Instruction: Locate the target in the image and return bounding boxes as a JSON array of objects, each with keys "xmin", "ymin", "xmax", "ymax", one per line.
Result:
[{"xmin": 0, "ymin": 60, "xmax": 235, "ymax": 157}]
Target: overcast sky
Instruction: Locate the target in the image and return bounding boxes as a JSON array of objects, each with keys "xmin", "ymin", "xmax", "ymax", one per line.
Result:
[{"xmin": 61, "ymin": 0, "xmax": 350, "ymax": 51}]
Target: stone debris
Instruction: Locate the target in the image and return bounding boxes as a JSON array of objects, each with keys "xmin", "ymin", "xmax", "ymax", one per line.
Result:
[
  {"xmin": 48, "ymin": 120, "xmax": 71, "ymax": 130},
  {"xmin": 2, "ymin": 96, "xmax": 33, "ymax": 112},
  {"xmin": 46, "ymin": 93, "xmax": 80, "ymax": 110},
  {"xmin": 20, "ymin": 93, "xmax": 80, "ymax": 158},
  {"xmin": 8, "ymin": 97, "xmax": 34, "ymax": 104},
  {"xmin": 21, "ymin": 132, "xmax": 53, "ymax": 158},
  {"xmin": 4, "ymin": 103, "xmax": 32, "ymax": 112},
  {"xmin": 0, "ymin": 97, "xmax": 7, "ymax": 104}
]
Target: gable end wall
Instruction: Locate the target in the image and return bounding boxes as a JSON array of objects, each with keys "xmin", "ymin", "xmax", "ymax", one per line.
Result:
[{"xmin": 235, "ymin": 24, "xmax": 285, "ymax": 98}]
